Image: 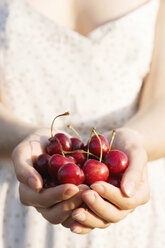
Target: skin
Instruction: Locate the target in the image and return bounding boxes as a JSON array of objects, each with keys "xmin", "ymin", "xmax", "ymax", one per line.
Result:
[
  {"xmin": 26, "ymin": 0, "xmax": 150, "ymax": 36},
  {"xmin": 1, "ymin": 0, "xmax": 165, "ymax": 235}
]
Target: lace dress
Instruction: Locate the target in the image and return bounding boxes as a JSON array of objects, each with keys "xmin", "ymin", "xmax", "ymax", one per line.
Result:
[{"xmin": 0, "ymin": 0, "xmax": 165, "ymax": 247}]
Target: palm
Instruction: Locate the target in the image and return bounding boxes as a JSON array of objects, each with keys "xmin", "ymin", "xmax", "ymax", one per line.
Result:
[
  {"xmin": 105, "ymin": 128, "xmax": 143, "ymax": 157},
  {"xmin": 23, "ymin": 129, "xmax": 50, "ymax": 163}
]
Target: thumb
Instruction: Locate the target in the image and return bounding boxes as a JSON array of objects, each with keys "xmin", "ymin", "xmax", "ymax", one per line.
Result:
[
  {"xmin": 12, "ymin": 144, "xmax": 43, "ymax": 192},
  {"xmin": 120, "ymin": 149, "xmax": 148, "ymax": 197}
]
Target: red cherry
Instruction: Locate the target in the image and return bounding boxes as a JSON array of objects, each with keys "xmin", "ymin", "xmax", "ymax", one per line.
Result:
[
  {"xmin": 71, "ymin": 137, "xmax": 84, "ymax": 150},
  {"xmin": 34, "ymin": 154, "xmax": 50, "ymax": 177},
  {"xmin": 83, "ymin": 144, "xmax": 88, "ymax": 151},
  {"xmin": 46, "ymin": 133, "xmax": 72, "ymax": 155},
  {"xmin": 104, "ymin": 150, "xmax": 129, "ymax": 175},
  {"xmin": 44, "ymin": 178, "xmax": 59, "ymax": 188},
  {"xmin": 58, "ymin": 163, "xmax": 85, "ymax": 185},
  {"xmin": 83, "ymin": 159, "xmax": 109, "ymax": 185},
  {"xmin": 107, "ymin": 176, "xmax": 121, "ymax": 188},
  {"xmin": 48, "ymin": 154, "xmax": 76, "ymax": 178},
  {"xmin": 89, "ymin": 134, "xmax": 109, "ymax": 158},
  {"xmin": 65, "ymin": 155, "xmax": 76, "ymax": 164},
  {"xmin": 79, "ymin": 168, "xmax": 85, "ymax": 184},
  {"xmin": 70, "ymin": 152, "xmax": 87, "ymax": 166}
]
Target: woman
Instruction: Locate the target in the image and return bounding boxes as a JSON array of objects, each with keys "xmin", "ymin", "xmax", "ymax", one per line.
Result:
[{"xmin": 0, "ymin": 0, "xmax": 165, "ymax": 247}]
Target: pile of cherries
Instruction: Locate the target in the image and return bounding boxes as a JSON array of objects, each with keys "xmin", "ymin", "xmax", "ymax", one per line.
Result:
[{"xmin": 34, "ymin": 112, "xmax": 129, "ymax": 188}]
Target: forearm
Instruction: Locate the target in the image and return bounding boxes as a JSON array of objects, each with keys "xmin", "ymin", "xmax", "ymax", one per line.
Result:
[
  {"xmin": 125, "ymin": 0, "xmax": 165, "ymax": 161},
  {"xmin": 0, "ymin": 104, "xmax": 38, "ymax": 158},
  {"xmin": 124, "ymin": 97, "xmax": 165, "ymax": 161}
]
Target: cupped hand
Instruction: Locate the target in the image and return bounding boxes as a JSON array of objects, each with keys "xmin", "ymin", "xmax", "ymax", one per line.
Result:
[
  {"xmin": 12, "ymin": 129, "xmax": 89, "ymax": 225},
  {"xmin": 70, "ymin": 127, "xmax": 150, "ymax": 234}
]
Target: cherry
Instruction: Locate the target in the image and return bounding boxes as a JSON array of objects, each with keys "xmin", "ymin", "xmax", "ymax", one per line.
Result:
[
  {"xmin": 47, "ymin": 112, "xmax": 71, "ymax": 155},
  {"xmin": 104, "ymin": 129, "xmax": 129, "ymax": 175},
  {"xmin": 48, "ymin": 154, "xmax": 76, "ymax": 178},
  {"xmin": 107, "ymin": 176, "xmax": 121, "ymax": 188},
  {"xmin": 79, "ymin": 167, "xmax": 85, "ymax": 183},
  {"xmin": 83, "ymin": 144, "xmax": 88, "ymax": 151},
  {"xmin": 46, "ymin": 133, "xmax": 72, "ymax": 155},
  {"xmin": 89, "ymin": 134, "xmax": 109, "ymax": 158},
  {"xmin": 104, "ymin": 150, "xmax": 129, "ymax": 175},
  {"xmin": 44, "ymin": 178, "xmax": 59, "ymax": 188},
  {"xmin": 58, "ymin": 163, "xmax": 85, "ymax": 185},
  {"xmin": 71, "ymin": 137, "xmax": 84, "ymax": 150},
  {"xmin": 83, "ymin": 159, "xmax": 109, "ymax": 185},
  {"xmin": 67, "ymin": 124, "xmax": 84, "ymax": 150},
  {"xmin": 34, "ymin": 153, "xmax": 50, "ymax": 177},
  {"xmin": 35, "ymin": 117, "xmax": 130, "ymax": 190},
  {"xmin": 70, "ymin": 152, "xmax": 87, "ymax": 166},
  {"xmin": 65, "ymin": 155, "xmax": 76, "ymax": 163}
]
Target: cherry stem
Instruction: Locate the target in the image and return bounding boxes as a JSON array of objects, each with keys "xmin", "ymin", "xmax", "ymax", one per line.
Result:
[
  {"xmin": 93, "ymin": 129, "xmax": 102, "ymax": 162},
  {"xmin": 54, "ymin": 136, "xmax": 65, "ymax": 157},
  {"xmin": 50, "ymin": 112, "xmax": 70, "ymax": 138},
  {"xmin": 87, "ymin": 127, "xmax": 96, "ymax": 160},
  {"xmin": 64, "ymin": 150, "xmax": 99, "ymax": 160},
  {"xmin": 108, "ymin": 129, "xmax": 117, "ymax": 152},
  {"xmin": 67, "ymin": 125, "xmax": 82, "ymax": 140}
]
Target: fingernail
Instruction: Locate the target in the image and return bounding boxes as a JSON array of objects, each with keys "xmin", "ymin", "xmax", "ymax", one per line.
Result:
[
  {"xmin": 91, "ymin": 183, "xmax": 104, "ymax": 194},
  {"xmin": 64, "ymin": 187, "xmax": 79, "ymax": 196},
  {"xmin": 28, "ymin": 177, "xmax": 41, "ymax": 192},
  {"xmin": 124, "ymin": 181, "xmax": 135, "ymax": 197},
  {"xmin": 83, "ymin": 192, "xmax": 96, "ymax": 203},
  {"xmin": 72, "ymin": 211, "xmax": 86, "ymax": 221},
  {"xmin": 78, "ymin": 184, "xmax": 89, "ymax": 191},
  {"xmin": 71, "ymin": 226, "xmax": 82, "ymax": 234}
]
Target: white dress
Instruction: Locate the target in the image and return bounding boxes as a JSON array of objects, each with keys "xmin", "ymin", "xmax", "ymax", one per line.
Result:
[{"xmin": 0, "ymin": 0, "xmax": 165, "ymax": 247}]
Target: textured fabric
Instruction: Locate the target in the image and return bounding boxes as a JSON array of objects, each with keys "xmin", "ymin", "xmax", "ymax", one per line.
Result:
[{"xmin": 0, "ymin": 0, "xmax": 165, "ymax": 248}]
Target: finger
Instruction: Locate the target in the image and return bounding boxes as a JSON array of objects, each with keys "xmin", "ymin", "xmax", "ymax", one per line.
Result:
[
  {"xmin": 12, "ymin": 140, "xmax": 45, "ymax": 192},
  {"xmin": 62, "ymin": 203, "xmax": 88, "ymax": 228},
  {"xmin": 120, "ymin": 148, "xmax": 148, "ymax": 197},
  {"xmin": 72, "ymin": 207, "xmax": 111, "ymax": 229},
  {"xmin": 19, "ymin": 183, "xmax": 79, "ymax": 207},
  {"xmin": 70, "ymin": 222, "xmax": 93, "ymax": 234},
  {"xmin": 82, "ymin": 190, "xmax": 130, "ymax": 223},
  {"xmin": 36, "ymin": 185, "xmax": 89, "ymax": 224},
  {"xmin": 91, "ymin": 181, "xmax": 149, "ymax": 210},
  {"xmin": 62, "ymin": 216, "xmax": 75, "ymax": 228}
]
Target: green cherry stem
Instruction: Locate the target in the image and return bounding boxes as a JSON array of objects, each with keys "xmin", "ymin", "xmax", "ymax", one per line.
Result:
[
  {"xmin": 93, "ymin": 129, "xmax": 103, "ymax": 162},
  {"xmin": 54, "ymin": 136, "xmax": 65, "ymax": 157},
  {"xmin": 64, "ymin": 150, "xmax": 99, "ymax": 160},
  {"xmin": 67, "ymin": 125, "xmax": 82, "ymax": 140},
  {"xmin": 50, "ymin": 112, "xmax": 70, "ymax": 139},
  {"xmin": 108, "ymin": 129, "xmax": 117, "ymax": 152},
  {"xmin": 87, "ymin": 127, "xmax": 96, "ymax": 160}
]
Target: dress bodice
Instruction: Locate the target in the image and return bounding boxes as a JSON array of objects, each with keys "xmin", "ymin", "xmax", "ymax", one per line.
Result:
[{"xmin": 0, "ymin": 0, "xmax": 159, "ymax": 138}]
